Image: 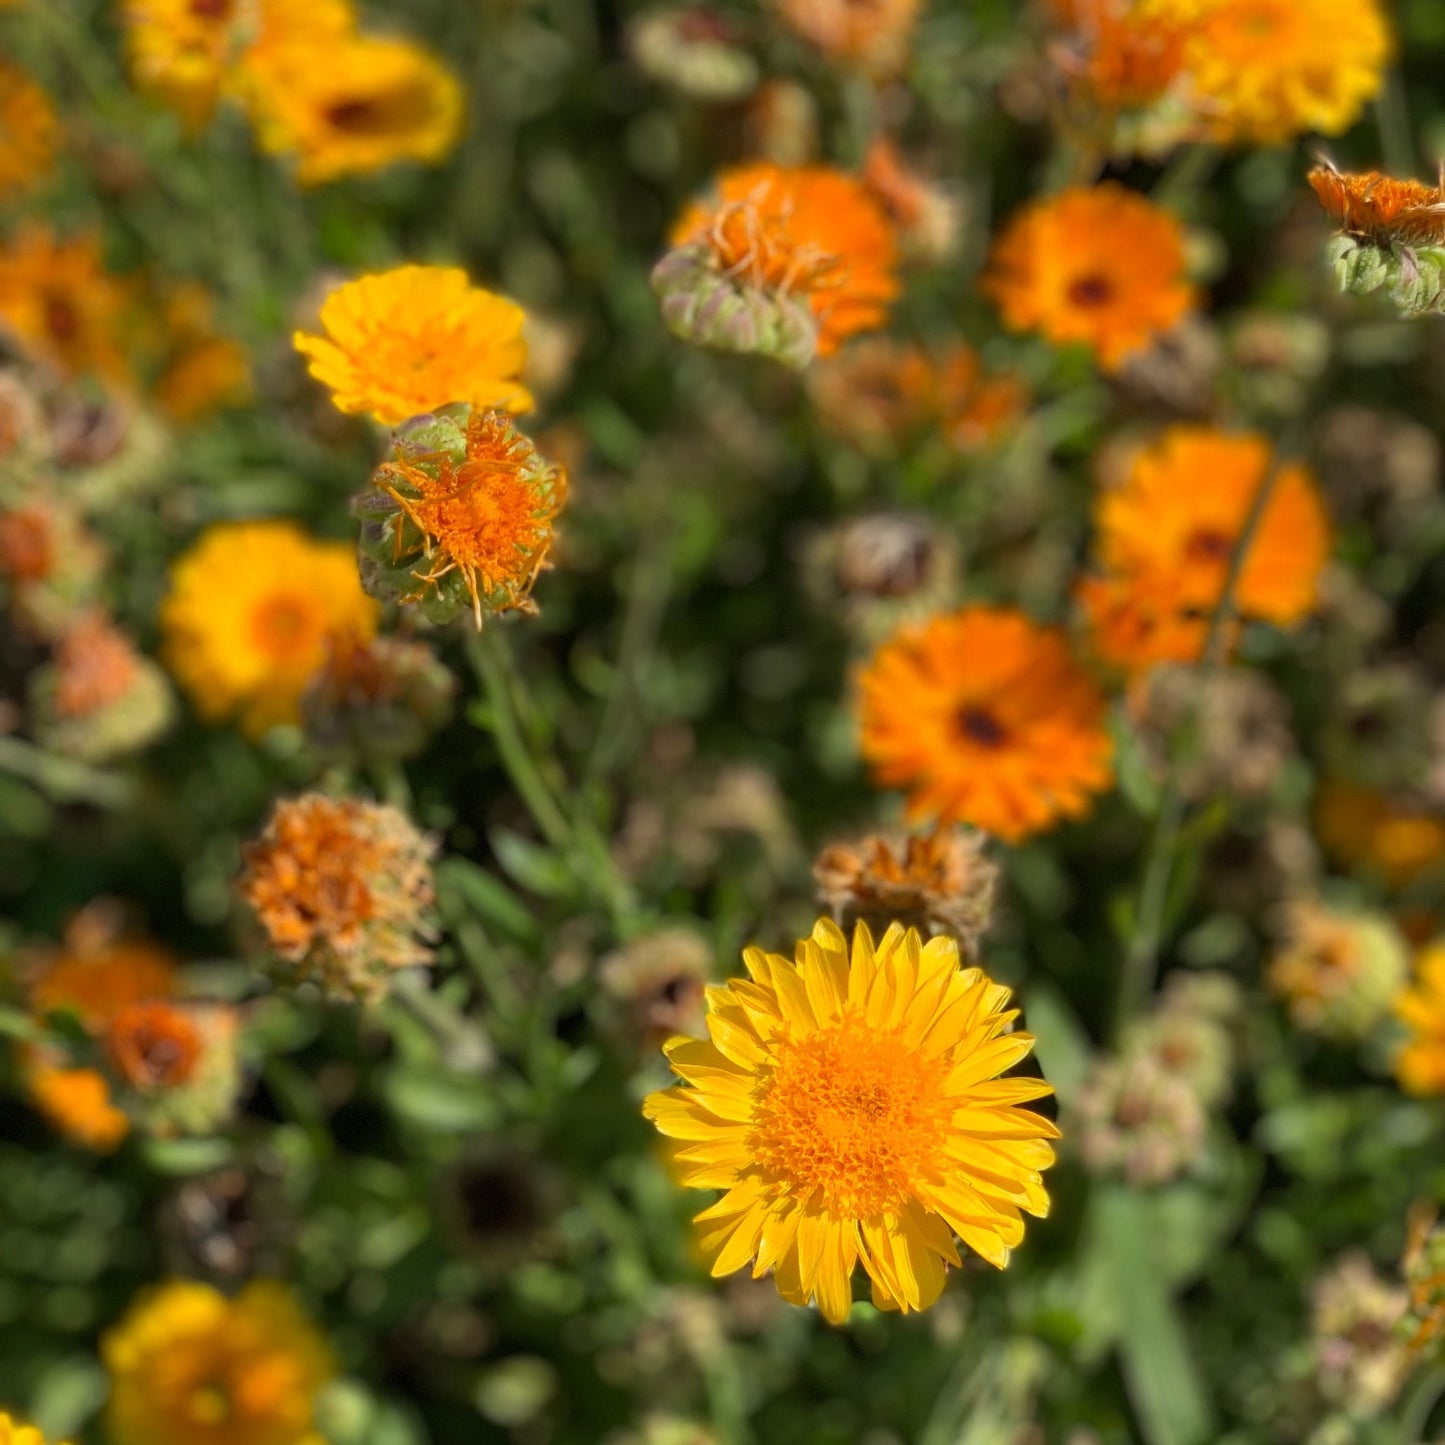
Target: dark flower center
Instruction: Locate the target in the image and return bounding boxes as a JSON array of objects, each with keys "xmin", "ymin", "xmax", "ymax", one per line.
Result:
[
  {"xmin": 956, "ymin": 706, "xmax": 1008, "ymax": 748},
  {"xmin": 1185, "ymin": 528, "xmax": 1233, "ymax": 562},
  {"xmin": 1067, "ymin": 274, "xmax": 1115, "ymax": 308}
]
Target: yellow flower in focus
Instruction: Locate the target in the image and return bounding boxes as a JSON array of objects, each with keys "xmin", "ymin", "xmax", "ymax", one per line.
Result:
[
  {"xmin": 160, "ymin": 519, "xmax": 379, "ymax": 735},
  {"xmin": 644, "ymin": 918, "xmax": 1057, "ymax": 1323},
  {"xmin": 984, "ymin": 183, "xmax": 1194, "ymax": 372},
  {"xmin": 293, "ymin": 266, "xmax": 532, "ymax": 426},
  {"xmin": 0, "ymin": 1414, "xmax": 70, "ymax": 1445},
  {"xmin": 244, "ymin": 33, "xmax": 463, "ymax": 186},
  {"xmin": 24, "ymin": 1062, "xmax": 130, "ymax": 1152},
  {"xmin": 104, "ymin": 1280, "xmax": 334, "ymax": 1445},
  {"xmin": 0, "ymin": 62, "xmax": 59, "ymax": 200},
  {"xmin": 1177, "ymin": 0, "xmax": 1391, "ymax": 145},
  {"xmin": 120, "ymin": 0, "xmax": 246, "ymax": 130},
  {"xmin": 1395, "ymin": 943, "xmax": 1445, "ymax": 1096},
  {"xmin": 0, "ymin": 228, "xmax": 131, "ymax": 384}
]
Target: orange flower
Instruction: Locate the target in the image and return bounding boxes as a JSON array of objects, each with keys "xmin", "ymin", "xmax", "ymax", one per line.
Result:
[
  {"xmin": 1094, "ymin": 426, "xmax": 1330, "ymax": 628},
  {"xmin": 48, "ymin": 612, "xmax": 140, "ymax": 719},
  {"xmin": 0, "ymin": 60, "xmax": 60, "ymax": 200},
  {"xmin": 668, "ymin": 162, "xmax": 899, "ymax": 358},
  {"xmin": 1315, "ymin": 779, "xmax": 1445, "ymax": 891},
  {"xmin": 108, "ymin": 1001, "xmax": 204, "ymax": 1092},
  {"xmin": 1047, "ymin": 0, "xmax": 1188, "ymax": 112},
  {"xmin": 0, "ymin": 228, "xmax": 132, "ymax": 383},
  {"xmin": 152, "ymin": 283, "xmax": 251, "ymax": 422},
  {"xmin": 1077, "ymin": 569, "xmax": 1218, "ymax": 674},
  {"xmin": 771, "ymin": 0, "xmax": 922, "ymax": 75},
  {"xmin": 25, "ymin": 1062, "xmax": 130, "ymax": 1152},
  {"xmin": 1395, "ymin": 942, "xmax": 1445, "ymax": 1096},
  {"xmin": 28, "ymin": 909, "xmax": 177, "ymax": 1032},
  {"xmin": 1308, "ymin": 161, "xmax": 1445, "ymax": 249},
  {"xmin": 984, "ymin": 183, "xmax": 1195, "ymax": 371},
  {"xmin": 935, "ymin": 345, "xmax": 1030, "ymax": 451},
  {"xmin": 858, "ymin": 606, "xmax": 1115, "ymax": 842}
]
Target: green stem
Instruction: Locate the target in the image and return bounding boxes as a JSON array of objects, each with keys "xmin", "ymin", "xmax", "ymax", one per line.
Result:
[
  {"xmin": 1399, "ymin": 1363, "xmax": 1445, "ymax": 1445},
  {"xmin": 0, "ymin": 735, "xmax": 135, "ymax": 809},
  {"xmin": 1375, "ymin": 69, "xmax": 1417, "ymax": 181}
]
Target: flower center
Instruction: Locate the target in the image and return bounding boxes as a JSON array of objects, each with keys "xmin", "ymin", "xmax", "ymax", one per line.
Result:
[
  {"xmin": 250, "ymin": 592, "xmax": 319, "ymax": 662},
  {"xmin": 189, "ymin": 0, "xmax": 233, "ymax": 18},
  {"xmin": 326, "ymin": 82, "xmax": 436, "ymax": 137},
  {"xmin": 956, "ymin": 706, "xmax": 1008, "ymax": 749},
  {"xmin": 748, "ymin": 1013, "xmax": 953, "ymax": 1218},
  {"xmin": 1067, "ymin": 273, "xmax": 1115, "ymax": 308},
  {"xmin": 1184, "ymin": 528, "xmax": 1233, "ymax": 563},
  {"xmin": 707, "ymin": 194, "xmax": 845, "ymax": 300},
  {"xmin": 45, "ymin": 295, "xmax": 79, "ymax": 342}
]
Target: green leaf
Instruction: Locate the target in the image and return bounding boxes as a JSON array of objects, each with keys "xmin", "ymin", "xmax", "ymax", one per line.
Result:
[
  {"xmin": 490, "ymin": 828, "xmax": 579, "ymax": 899},
  {"xmin": 436, "ymin": 857, "xmax": 541, "ymax": 945},
  {"xmin": 383, "ymin": 1068, "xmax": 501, "ymax": 1133},
  {"xmin": 139, "ymin": 1137, "xmax": 236, "ymax": 1176}
]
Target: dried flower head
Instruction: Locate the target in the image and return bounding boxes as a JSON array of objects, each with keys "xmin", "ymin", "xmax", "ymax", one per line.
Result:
[
  {"xmin": 355, "ymin": 407, "xmax": 566, "ymax": 628},
  {"xmin": 239, "ymin": 793, "xmax": 437, "ymax": 1001},
  {"xmin": 657, "ymin": 163, "xmax": 899, "ymax": 366},
  {"xmin": 770, "ymin": 0, "xmax": 921, "ymax": 75},
  {"xmin": 1314, "ymin": 405, "xmax": 1439, "ymax": 541},
  {"xmin": 859, "ymin": 606, "xmax": 1114, "ymax": 843},
  {"xmin": 1321, "ymin": 663, "xmax": 1434, "ymax": 795},
  {"xmin": 104, "ymin": 1280, "xmax": 335, "ymax": 1445},
  {"xmin": 813, "ymin": 828, "xmax": 997, "ymax": 954},
  {"xmin": 643, "ymin": 919, "xmax": 1057, "ymax": 1322},
  {"xmin": 0, "ymin": 61, "xmax": 60, "ymax": 201},
  {"xmin": 294, "ymin": 265, "xmax": 531, "ymax": 426},
  {"xmin": 598, "ymin": 927, "xmax": 712, "ymax": 1045},
  {"xmin": 1074, "ymin": 1050, "xmax": 1205, "ymax": 1186},
  {"xmin": 1124, "ymin": 970, "xmax": 1240, "ymax": 1110},
  {"xmin": 300, "ymin": 632, "xmax": 455, "ymax": 763},
  {"xmin": 1268, "ymin": 899, "xmax": 1407, "ymax": 1041},
  {"xmin": 444, "ymin": 1147, "xmax": 561, "ymax": 1268},
  {"xmin": 160, "ymin": 518, "xmax": 378, "ymax": 736},
  {"xmin": 1309, "ymin": 162, "xmax": 1445, "ymax": 250},
  {"xmin": 244, "ymin": 32, "xmax": 463, "ymax": 186},
  {"xmin": 1309, "ymin": 1252, "xmax": 1408, "ymax": 1414},
  {"xmin": 984, "ymin": 183, "xmax": 1195, "ymax": 371}
]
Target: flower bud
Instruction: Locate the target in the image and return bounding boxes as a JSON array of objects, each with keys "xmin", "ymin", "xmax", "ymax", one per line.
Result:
[
  {"xmin": 1310, "ymin": 1252, "xmax": 1408, "ymax": 1414},
  {"xmin": 627, "ymin": 8, "xmax": 758, "ymax": 102},
  {"xmin": 1074, "ymin": 1050, "xmax": 1206, "ymax": 1186}
]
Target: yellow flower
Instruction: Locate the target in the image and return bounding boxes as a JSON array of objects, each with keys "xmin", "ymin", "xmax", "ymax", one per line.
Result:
[
  {"xmin": 643, "ymin": 919, "xmax": 1057, "ymax": 1323},
  {"xmin": 243, "ymin": 32, "xmax": 463, "ymax": 186},
  {"xmin": 104, "ymin": 1280, "xmax": 334, "ymax": 1445},
  {"xmin": 1395, "ymin": 943, "xmax": 1445, "ymax": 1096},
  {"xmin": 0, "ymin": 61, "xmax": 59, "ymax": 200},
  {"xmin": 160, "ymin": 519, "xmax": 378, "ymax": 736},
  {"xmin": 0, "ymin": 1411, "xmax": 72, "ymax": 1445},
  {"xmin": 152, "ymin": 284, "xmax": 251, "ymax": 422},
  {"xmin": 120, "ymin": 0, "xmax": 245, "ymax": 130},
  {"xmin": 293, "ymin": 266, "xmax": 532, "ymax": 426},
  {"xmin": 1177, "ymin": 0, "xmax": 1391, "ymax": 145}
]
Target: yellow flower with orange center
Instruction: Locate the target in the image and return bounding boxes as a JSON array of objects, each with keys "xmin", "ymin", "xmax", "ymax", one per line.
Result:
[
  {"xmin": 858, "ymin": 606, "xmax": 1115, "ymax": 843},
  {"xmin": 1172, "ymin": 0, "xmax": 1390, "ymax": 145},
  {"xmin": 293, "ymin": 266, "xmax": 532, "ymax": 426},
  {"xmin": 239, "ymin": 792, "xmax": 437, "ymax": 1001},
  {"xmin": 0, "ymin": 61, "xmax": 60, "ymax": 200},
  {"xmin": 0, "ymin": 228, "xmax": 132, "ymax": 384},
  {"xmin": 984, "ymin": 183, "xmax": 1195, "ymax": 372},
  {"xmin": 644, "ymin": 918, "xmax": 1056, "ymax": 1323},
  {"xmin": 770, "ymin": 0, "xmax": 922, "ymax": 75},
  {"xmin": 1087, "ymin": 427, "xmax": 1330, "ymax": 668},
  {"xmin": 0, "ymin": 1413, "xmax": 71, "ymax": 1445},
  {"xmin": 160, "ymin": 519, "xmax": 378, "ymax": 736},
  {"xmin": 120, "ymin": 0, "xmax": 249, "ymax": 130},
  {"xmin": 358, "ymin": 408, "xmax": 566, "ymax": 628},
  {"xmin": 667, "ymin": 162, "xmax": 900, "ymax": 359},
  {"xmin": 1396, "ymin": 944, "xmax": 1445, "ymax": 1096},
  {"xmin": 104, "ymin": 1280, "xmax": 335, "ymax": 1445},
  {"xmin": 242, "ymin": 32, "xmax": 463, "ymax": 186}
]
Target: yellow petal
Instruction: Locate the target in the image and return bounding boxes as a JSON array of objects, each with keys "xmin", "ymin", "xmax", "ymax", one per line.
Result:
[{"xmin": 643, "ymin": 1089, "xmax": 747, "ymax": 1141}]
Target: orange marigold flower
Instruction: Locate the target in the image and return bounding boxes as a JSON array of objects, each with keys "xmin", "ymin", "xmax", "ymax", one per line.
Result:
[
  {"xmin": 858, "ymin": 606, "xmax": 1115, "ymax": 843},
  {"xmin": 1173, "ymin": 0, "xmax": 1391, "ymax": 145},
  {"xmin": 771, "ymin": 0, "xmax": 921, "ymax": 76},
  {"xmin": 356, "ymin": 407, "xmax": 567, "ymax": 628},
  {"xmin": 1315, "ymin": 779, "xmax": 1445, "ymax": 891},
  {"xmin": 662, "ymin": 162, "xmax": 899, "ymax": 362},
  {"xmin": 238, "ymin": 793, "xmax": 437, "ymax": 1001},
  {"xmin": 28, "ymin": 906, "xmax": 177, "ymax": 1032},
  {"xmin": 0, "ymin": 61, "xmax": 60, "ymax": 200},
  {"xmin": 643, "ymin": 918, "xmax": 1057, "ymax": 1323},
  {"xmin": 1308, "ymin": 161, "xmax": 1445, "ymax": 249},
  {"xmin": 1394, "ymin": 942, "xmax": 1445, "ymax": 1096},
  {"xmin": 160, "ymin": 519, "xmax": 379, "ymax": 736},
  {"xmin": 0, "ymin": 228, "xmax": 132, "ymax": 384},
  {"xmin": 1093, "ymin": 426, "xmax": 1331, "ymax": 630},
  {"xmin": 293, "ymin": 265, "xmax": 532, "ymax": 426},
  {"xmin": 104, "ymin": 1280, "xmax": 335, "ymax": 1445},
  {"xmin": 108, "ymin": 1001, "xmax": 204, "ymax": 1092},
  {"xmin": 1047, "ymin": 0, "xmax": 1188, "ymax": 113},
  {"xmin": 1077, "ymin": 569, "xmax": 1219, "ymax": 674},
  {"xmin": 985, "ymin": 183, "xmax": 1194, "ymax": 372},
  {"xmin": 935, "ymin": 345, "xmax": 1030, "ymax": 452},
  {"xmin": 243, "ymin": 32, "xmax": 463, "ymax": 186},
  {"xmin": 24, "ymin": 1062, "xmax": 130, "ymax": 1152},
  {"xmin": 152, "ymin": 282, "xmax": 251, "ymax": 422}
]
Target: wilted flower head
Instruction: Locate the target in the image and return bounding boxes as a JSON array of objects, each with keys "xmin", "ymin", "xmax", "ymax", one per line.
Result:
[
  {"xmin": 984, "ymin": 183, "xmax": 1195, "ymax": 372},
  {"xmin": 627, "ymin": 8, "xmax": 759, "ymax": 101},
  {"xmin": 238, "ymin": 792, "xmax": 437, "ymax": 1001},
  {"xmin": 0, "ymin": 61, "xmax": 60, "ymax": 201},
  {"xmin": 859, "ymin": 606, "xmax": 1114, "ymax": 843},
  {"xmin": 1267, "ymin": 899, "xmax": 1407, "ymax": 1041},
  {"xmin": 1310, "ymin": 162, "xmax": 1445, "ymax": 250},
  {"xmin": 813, "ymin": 828, "xmax": 997, "ymax": 955},
  {"xmin": 598, "ymin": 926, "xmax": 712, "ymax": 1046},
  {"xmin": 300, "ymin": 632, "xmax": 455, "ymax": 763},
  {"xmin": 355, "ymin": 407, "xmax": 567, "ymax": 628},
  {"xmin": 103, "ymin": 1280, "xmax": 335, "ymax": 1445},
  {"xmin": 0, "ymin": 498, "xmax": 106, "ymax": 639},
  {"xmin": 644, "ymin": 919, "xmax": 1056, "ymax": 1322},
  {"xmin": 1074, "ymin": 1049, "xmax": 1205, "ymax": 1186},
  {"xmin": 28, "ymin": 611, "xmax": 174, "ymax": 762},
  {"xmin": 444, "ymin": 1146, "xmax": 561, "ymax": 1268},
  {"xmin": 1309, "ymin": 1252, "xmax": 1408, "ymax": 1414},
  {"xmin": 770, "ymin": 0, "xmax": 921, "ymax": 75},
  {"xmin": 656, "ymin": 162, "xmax": 899, "ymax": 366},
  {"xmin": 293, "ymin": 265, "xmax": 532, "ymax": 427},
  {"xmin": 160, "ymin": 519, "xmax": 379, "ymax": 736}
]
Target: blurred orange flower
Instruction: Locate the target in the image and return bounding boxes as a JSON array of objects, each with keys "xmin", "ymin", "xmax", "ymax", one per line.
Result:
[
  {"xmin": 24, "ymin": 1063, "xmax": 130, "ymax": 1152},
  {"xmin": 1396, "ymin": 942, "xmax": 1445, "ymax": 1096},
  {"xmin": 859, "ymin": 606, "xmax": 1114, "ymax": 842},
  {"xmin": 772, "ymin": 0, "xmax": 921, "ymax": 75},
  {"xmin": 984, "ymin": 183, "xmax": 1194, "ymax": 371},
  {"xmin": 0, "ymin": 61, "xmax": 60, "ymax": 200}
]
